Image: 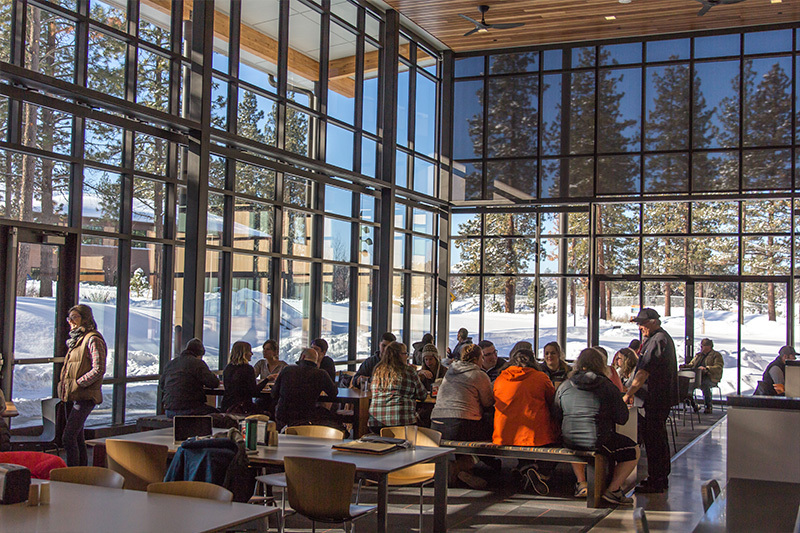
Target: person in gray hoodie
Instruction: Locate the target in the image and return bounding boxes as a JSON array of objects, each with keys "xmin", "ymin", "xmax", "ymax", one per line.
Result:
[
  {"xmin": 553, "ymin": 347, "xmax": 639, "ymax": 505},
  {"xmin": 431, "ymin": 343, "xmax": 494, "ymax": 489}
]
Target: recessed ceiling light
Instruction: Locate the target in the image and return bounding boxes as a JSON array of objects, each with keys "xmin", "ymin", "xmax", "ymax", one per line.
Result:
[
  {"xmin": 619, "ymin": 0, "xmax": 632, "ymax": 3},
  {"xmin": 605, "ymin": 15, "xmax": 617, "ymax": 20},
  {"xmin": 771, "ymin": 0, "xmax": 782, "ymax": 4}
]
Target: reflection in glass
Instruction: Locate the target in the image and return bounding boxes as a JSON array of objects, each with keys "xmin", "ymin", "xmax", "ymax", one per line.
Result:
[
  {"xmin": 569, "ymin": 71, "xmax": 594, "ymax": 155},
  {"xmin": 413, "ymin": 157, "xmax": 435, "ymax": 196},
  {"xmin": 87, "ymin": 30, "xmax": 125, "ymax": 98},
  {"xmin": 284, "ymin": 175, "xmax": 313, "ymax": 207},
  {"xmin": 411, "ymin": 236, "xmax": 434, "ymax": 273},
  {"xmin": 85, "ymin": 119, "xmax": 122, "ymax": 166},
  {"xmin": 409, "ymin": 274, "xmax": 433, "ymax": 344},
  {"xmin": 694, "ymin": 60, "xmax": 739, "ymax": 149},
  {"xmin": 487, "ymin": 75, "xmax": 538, "ymax": 158},
  {"xmin": 26, "ymin": 6, "xmax": 75, "ymax": 83},
  {"xmin": 0, "ymin": 152, "xmax": 69, "ymax": 225},
  {"xmin": 206, "ymin": 192, "xmax": 224, "ymax": 246},
  {"xmin": 356, "ymin": 267, "xmax": 373, "ymax": 359},
  {"xmin": 137, "ymin": 49, "xmax": 170, "ymax": 113},
  {"xmin": 324, "ymin": 217, "xmax": 352, "ymax": 262},
  {"xmin": 233, "ymin": 198, "xmax": 273, "ymax": 251},
  {"xmin": 452, "ymin": 161, "xmax": 482, "ymax": 202},
  {"xmin": 415, "ymin": 72, "xmax": 437, "ymax": 158},
  {"xmin": 235, "ymin": 160, "xmax": 275, "ymax": 199},
  {"xmin": 743, "ymin": 57, "xmax": 792, "ymax": 148},
  {"xmin": 645, "ymin": 154, "xmax": 688, "ymax": 194},
  {"xmin": 230, "ymin": 254, "xmax": 270, "ymax": 347},
  {"xmin": 692, "ymin": 201, "xmax": 739, "ymax": 233},
  {"xmin": 597, "ymin": 155, "xmax": 640, "ymax": 195},
  {"xmin": 693, "ymin": 151, "xmax": 738, "ymax": 192},
  {"xmin": 326, "ymin": 122, "xmax": 354, "ymax": 171},
  {"xmin": 328, "ymin": 22, "xmax": 356, "ymax": 126},
  {"xmin": 489, "ymin": 51, "xmax": 537, "ymax": 74},
  {"xmin": 125, "ymin": 380, "xmax": 158, "ymax": 424},
  {"xmin": 743, "ymin": 199, "xmax": 790, "ymax": 233},
  {"xmin": 453, "ymin": 80, "xmax": 483, "ymax": 160},
  {"xmin": 133, "ymin": 177, "xmax": 165, "ymax": 238},
  {"xmin": 280, "ymin": 259, "xmax": 311, "ymax": 362},
  {"xmin": 237, "ymin": 88, "xmax": 277, "ymax": 146},
  {"xmin": 282, "ymin": 209, "xmax": 313, "ymax": 257},
  {"xmin": 598, "ymin": 67, "xmax": 640, "ymax": 153},
  {"xmin": 83, "ymin": 168, "xmax": 121, "ymax": 232},
  {"xmin": 646, "ymin": 65, "xmax": 689, "ymax": 151}
]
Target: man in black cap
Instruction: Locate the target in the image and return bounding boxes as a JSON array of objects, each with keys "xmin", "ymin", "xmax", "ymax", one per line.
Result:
[
  {"xmin": 757, "ymin": 345, "xmax": 796, "ymax": 395},
  {"xmin": 623, "ymin": 308, "xmax": 679, "ymax": 494}
]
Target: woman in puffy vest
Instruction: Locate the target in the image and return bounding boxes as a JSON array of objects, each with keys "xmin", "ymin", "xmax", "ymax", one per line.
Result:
[{"xmin": 58, "ymin": 304, "xmax": 106, "ymax": 466}]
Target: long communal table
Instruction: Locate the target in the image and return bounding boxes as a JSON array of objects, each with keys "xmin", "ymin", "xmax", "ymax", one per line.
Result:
[
  {"xmin": 87, "ymin": 428, "xmax": 453, "ymax": 533},
  {"xmin": 0, "ymin": 479, "xmax": 277, "ymax": 533}
]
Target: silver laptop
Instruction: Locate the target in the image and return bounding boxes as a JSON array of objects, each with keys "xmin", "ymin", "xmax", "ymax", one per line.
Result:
[{"xmin": 173, "ymin": 415, "xmax": 213, "ymax": 445}]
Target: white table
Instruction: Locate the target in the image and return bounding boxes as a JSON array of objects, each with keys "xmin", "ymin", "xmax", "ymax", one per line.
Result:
[
  {"xmin": 88, "ymin": 429, "xmax": 453, "ymax": 533},
  {"xmin": 0, "ymin": 480, "xmax": 277, "ymax": 533}
]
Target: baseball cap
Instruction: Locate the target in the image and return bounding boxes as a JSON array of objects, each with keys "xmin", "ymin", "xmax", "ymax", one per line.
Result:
[
  {"xmin": 631, "ymin": 308, "xmax": 660, "ymax": 324},
  {"xmin": 779, "ymin": 345, "xmax": 796, "ymax": 357}
]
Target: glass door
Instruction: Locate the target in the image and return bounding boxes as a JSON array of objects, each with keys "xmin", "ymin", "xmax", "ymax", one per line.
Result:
[{"xmin": 1, "ymin": 227, "xmax": 65, "ymax": 427}]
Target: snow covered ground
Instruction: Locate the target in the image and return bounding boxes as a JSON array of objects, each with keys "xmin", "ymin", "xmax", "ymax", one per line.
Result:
[{"xmin": 7, "ymin": 294, "xmax": 787, "ymax": 428}]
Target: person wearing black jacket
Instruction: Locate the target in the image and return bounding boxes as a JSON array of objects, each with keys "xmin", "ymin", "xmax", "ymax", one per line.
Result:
[
  {"xmin": 271, "ymin": 347, "xmax": 338, "ymax": 430},
  {"xmin": 160, "ymin": 338, "xmax": 220, "ymax": 417},
  {"xmin": 554, "ymin": 348, "xmax": 639, "ymax": 505}
]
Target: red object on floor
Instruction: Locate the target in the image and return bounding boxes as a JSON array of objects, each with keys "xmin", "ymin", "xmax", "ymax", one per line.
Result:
[{"xmin": 0, "ymin": 451, "xmax": 67, "ymax": 479}]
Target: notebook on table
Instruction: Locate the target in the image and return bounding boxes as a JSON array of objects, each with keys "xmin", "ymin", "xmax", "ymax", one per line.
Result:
[
  {"xmin": 332, "ymin": 436, "xmax": 408, "ymax": 455},
  {"xmin": 173, "ymin": 415, "xmax": 213, "ymax": 445}
]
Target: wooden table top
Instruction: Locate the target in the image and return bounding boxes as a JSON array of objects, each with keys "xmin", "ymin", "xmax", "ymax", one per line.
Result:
[
  {"xmin": 88, "ymin": 428, "xmax": 453, "ymax": 474},
  {"xmin": 0, "ymin": 480, "xmax": 276, "ymax": 533}
]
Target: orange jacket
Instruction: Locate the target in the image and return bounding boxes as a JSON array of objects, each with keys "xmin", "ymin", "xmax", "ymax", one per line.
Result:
[{"xmin": 493, "ymin": 366, "xmax": 558, "ymax": 446}]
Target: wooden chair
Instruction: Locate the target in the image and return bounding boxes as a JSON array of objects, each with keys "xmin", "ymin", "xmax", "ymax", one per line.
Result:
[
  {"xmin": 355, "ymin": 426, "xmax": 440, "ymax": 532},
  {"xmin": 50, "ymin": 466, "xmax": 125, "ymax": 489},
  {"xmin": 633, "ymin": 507, "xmax": 650, "ymax": 533},
  {"xmin": 147, "ymin": 481, "xmax": 233, "ymax": 502},
  {"xmin": 285, "ymin": 425, "xmax": 346, "ymax": 439},
  {"xmin": 255, "ymin": 425, "xmax": 346, "ymax": 532},
  {"xmin": 701, "ymin": 478, "xmax": 722, "ymax": 512},
  {"xmin": 284, "ymin": 456, "xmax": 376, "ymax": 533},
  {"xmin": 105, "ymin": 439, "xmax": 169, "ymax": 491}
]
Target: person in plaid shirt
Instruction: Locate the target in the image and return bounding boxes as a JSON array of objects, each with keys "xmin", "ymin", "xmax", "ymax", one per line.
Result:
[{"xmin": 368, "ymin": 341, "xmax": 427, "ymax": 433}]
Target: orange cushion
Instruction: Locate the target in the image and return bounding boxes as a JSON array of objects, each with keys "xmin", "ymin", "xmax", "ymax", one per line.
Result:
[{"xmin": 0, "ymin": 451, "xmax": 67, "ymax": 479}]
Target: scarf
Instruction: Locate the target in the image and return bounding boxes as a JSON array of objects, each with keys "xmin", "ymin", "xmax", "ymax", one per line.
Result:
[{"xmin": 67, "ymin": 327, "xmax": 87, "ymax": 350}]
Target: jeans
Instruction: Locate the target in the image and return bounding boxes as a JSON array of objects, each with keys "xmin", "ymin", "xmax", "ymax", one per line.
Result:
[
  {"xmin": 699, "ymin": 376, "xmax": 714, "ymax": 408},
  {"xmin": 63, "ymin": 400, "xmax": 95, "ymax": 466}
]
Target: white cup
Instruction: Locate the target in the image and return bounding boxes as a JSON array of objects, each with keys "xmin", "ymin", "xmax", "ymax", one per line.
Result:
[
  {"xmin": 39, "ymin": 482, "xmax": 50, "ymax": 505},
  {"xmin": 405, "ymin": 425, "xmax": 417, "ymax": 449},
  {"xmin": 27, "ymin": 484, "xmax": 39, "ymax": 506}
]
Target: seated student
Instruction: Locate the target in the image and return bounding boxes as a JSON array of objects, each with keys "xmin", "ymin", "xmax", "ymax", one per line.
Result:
[
  {"xmin": 445, "ymin": 328, "xmax": 473, "ymax": 367},
  {"xmin": 221, "ymin": 341, "xmax": 269, "ymax": 414},
  {"xmin": 352, "ymin": 332, "xmax": 396, "ymax": 390},
  {"xmin": 478, "ymin": 340, "xmax": 507, "ymax": 382},
  {"xmin": 253, "ymin": 339, "xmax": 287, "ymax": 382},
  {"xmin": 270, "ymin": 347, "xmax": 339, "ymax": 430},
  {"xmin": 368, "ymin": 342, "xmax": 427, "ymax": 434},
  {"xmin": 493, "ymin": 348, "xmax": 559, "ymax": 494},
  {"xmin": 681, "ymin": 338, "xmax": 724, "ymax": 413},
  {"xmin": 160, "ymin": 338, "xmax": 220, "ymax": 417},
  {"xmin": 553, "ymin": 347, "xmax": 639, "ymax": 505},
  {"xmin": 431, "ymin": 343, "xmax": 494, "ymax": 489},
  {"xmin": 411, "ymin": 333, "xmax": 434, "ymax": 366},
  {"xmin": 417, "ymin": 343, "xmax": 447, "ymax": 391},
  {"xmin": 311, "ymin": 338, "xmax": 336, "ymax": 382},
  {"xmin": 755, "ymin": 345, "xmax": 796, "ymax": 396},
  {"xmin": 592, "ymin": 345, "xmax": 624, "ymax": 392},
  {"xmin": 613, "ymin": 347, "xmax": 639, "ymax": 391},
  {"xmin": 540, "ymin": 341, "xmax": 571, "ymax": 387}
]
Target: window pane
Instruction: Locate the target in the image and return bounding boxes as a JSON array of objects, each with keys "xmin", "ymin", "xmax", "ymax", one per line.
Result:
[
  {"xmin": 597, "ymin": 237, "xmax": 638, "ymax": 274},
  {"xmin": 125, "ymin": 380, "xmax": 158, "ymax": 424},
  {"xmin": 743, "ymin": 199, "xmax": 790, "ymax": 233},
  {"xmin": 206, "ymin": 192, "xmax": 224, "ymax": 246},
  {"xmin": 743, "ymin": 236, "xmax": 790, "ymax": 275},
  {"xmin": 326, "ymin": 123, "xmax": 354, "ymax": 171},
  {"xmin": 133, "ymin": 177, "xmax": 165, "ymax": 238},
  {"xmin": 568, "ymin": 157, "xmax": 592, "ymax": 197},
  {"xmin": 79, "ymin": 236, "xmax": 118, "ymax": 370},
  {"xmin": 284, "ymin": 175, "xmax": 313, "ymax": 207},
  {"xmin": 695, "ymin": 34, "xmax": 740, "ymax": 59},
  {"xmin": 285, "ymin": 107, "xmax": 311, "ymax": 157},
  {"xmin": 646, "ymin": 65, "xmax": 689, "ymax": 151},
  {"xmin": 411, "ymin": 235, "xmax": 434, "ymax": 273},
  {"xmin": 26, "ymin": 6, "xmax": 75, "ymax": 83},
  {"xmin": 397, "ymin": 69, "xmax": 409, "ymax": 148},
  {"xmin": 85, "ymin": 119, "xmax": 123, "ymax": 166},
  {"xmin": 597, "ymin": 155, "xmax": 640, "ymax": 195},
  {"xmin": 87, "ymin": 30, "xmax": 126, "ymax": 98},
  {"xmin": 415, "ymin": 72, "xmax": 437, "ymax": 158},
  {"xmin": 282, "ymin": 209, "xmax": 313, "ymax": 257},
  {"xmin": 743, "ymin": 149, "xmax": 791, "ymax": 190},
  {"xmin": 490, "ymin": 51, "xmax": 538, "ymax": 74},
  {"xmin": 743, "ymin": 57, "xmax": 792, "ymax": 148},
  {"xmin": 542, "ymin": 74, "xmax": 562, "ymax": 155},
  {"xmin": 14, "ymin": 243, "xmax": 59, "ymax": 361},
  {"xmin": 569, "ymin": 72, "xmax": 594, "ymax": 154},
  {"xmin": 413, "ymin": 157, "xmax": 435, "ymax": 196},
  {"xmin": 644, "ymin": 237, "xmax": 687, "ymax": 275},
  {"xmin": 693, "ymin": 151, "xmax": 738, "ymax": 192},
  {"xmin": 487, "ymin": 75, "xmax": 537, "ymax": 158},
  {"xmin": 692, "ymin": 201, "xmax": 738, "ymax": 233},
  {"xmin": 392, "ymin": 272, "xmax": 404, "ymax": 337},
  {"xmin": 483, "ymin": 275, "xmax": 533, "ymax": 347},
  {"xmin": 452, "ymin": 161, "xmax": 482, "ymax": 202},
  {"xmin": 237, "ymin": 88, "xmax": 276, "ymax": 146},
  {"xmin": 598, "ymin": 67, "xmax": 641, "ymax": 153},
  {"xmin": 599, "ymin": 43, "xmax": 641, "ymax": 65},
  {"xmin": 135, "ymin": 133, "xmax": 169, "ymax": 176},
  {"xmin": 597, "ymin": 204, "xmax": 640, "ymax": 234},
  {"xmin": 359, "ymin": 225, "xmax": 374, "ymax": 264},
  {"xmin": 409, "ymin": 274, "xmax": 433, "ymax": 343},
  {"xmin": 83, "ymin": 168, "xmax": 121, "ymax": 232},
  {"xmin": 235, "ymin": 161, "xmax": 276, "ymax": 199},
  {"xmin": 231, "ymin": 253, "xmax": 271, "ymax": 346},
  {"xmin": 484, "ymin": 238, "xmax": 536, "ymax": 274},
  {"xmin": 203, "ymin": 250, "xmax": 223, "ymax": 370},
  {"xmin": 643, "ymin": 202, "xmax": 688, "ymax": 234},
  {"xmin": 128, "ymin": 241, "xmax": 163, "ymax": 378},
  {"xmin": 90, "ymin": 0, "xmax": 126, "ymax": 31},
  {"xmin": 356, "ymin": 267, "xmax": 373, "ymax": 359},
  {"xmin": 453, "ymin": 80, "xmax": 483, "ymax": 160},
  {"xmin": 0, "ymin": 152, "xmax": 70, "ymax": 225},
  {"xmin": 322, "ymin": 264, "xmax": 349, "ymax": 361},
  {"xmin": 645, "ymin": 154, "xmax": 689, "ymax": 194},
  {"xmin": 455, "ymin": 56, "xmax": 483, "ymax": 78},
  {"xmin": 688, "ymin": 237, "xmax": 738, "ymax": 275},
  {"xmin": 693, "ymin": 61, "xmax": 739, "ymax": 149},
  {"xmin": 137, "ymin": 49, "xmax": 170, "ymax": 113},
  {"xmin": 412, "ymin": 208, "xmax": 435, "ymax": 234},
  {"xmin": 393, "ymin": 232, "xmax": 405, "ymax": 269},
  {"xmin": 233, "ymin": 198, "xmax": 273, "ymax": 251},
  {"xmin": 328, "ymin": 23, "xmax": 356, "ymax": 125},
  {"xmin": 361, "ymin": 137, "xmax": 377, "ymax": 178},
  {"xmin": 324, "ymin": 217, "xmax": 352, "ymax": 262},
  {"xmin": 647, "ymin": 38, "xmax": 689, "ymax": 62}
]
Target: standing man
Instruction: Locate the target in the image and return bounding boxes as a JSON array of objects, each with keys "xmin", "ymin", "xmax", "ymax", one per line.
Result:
[
  {"xmin": 623, "ymin": 308, "xmax": 678, "ymax": 494},
  {"xmin": 757, "ymin": 345, "xmax": 796, "ymax": 396},
  {"xmin": 681, "ymin": 339, "xmax": 724, "ymax": 413}
]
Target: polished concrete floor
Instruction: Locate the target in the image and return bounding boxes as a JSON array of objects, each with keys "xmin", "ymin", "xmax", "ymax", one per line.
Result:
[{"xmin": 591, "ymin": 416, "xmax": 727, "ymax": 533}]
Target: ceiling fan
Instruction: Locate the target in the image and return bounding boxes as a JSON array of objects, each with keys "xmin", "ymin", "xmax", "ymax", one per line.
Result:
[
  {"xmin": 459, "ymin": 5, "xmax": 525, "ymax": 37},
  {"xmin": 694, "ymin": 0, "xmax": 746, "ymax": 17}
]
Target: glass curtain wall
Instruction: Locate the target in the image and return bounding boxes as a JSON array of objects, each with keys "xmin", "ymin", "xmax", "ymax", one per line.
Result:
[
  {"xmin": 0, "ymin": 0, "xmax": 444, "ymax": 426},
  {"xmin": 449, "ymin": 27, "xmax": 798, "ymax": 393}
]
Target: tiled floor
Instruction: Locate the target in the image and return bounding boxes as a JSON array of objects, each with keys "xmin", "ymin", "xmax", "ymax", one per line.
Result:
[{"xmin": 591, "ymin": 416, "xmax": 727, "ymax": 533}]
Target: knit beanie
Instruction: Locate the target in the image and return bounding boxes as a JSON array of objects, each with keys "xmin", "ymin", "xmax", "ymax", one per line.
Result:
[{"xmin": 183, "ymin": 338, "xmax": 205, "ymax": 357}]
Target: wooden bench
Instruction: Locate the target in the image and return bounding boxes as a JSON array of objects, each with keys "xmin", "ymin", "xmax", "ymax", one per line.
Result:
[{"xmin": 440, "ymin": 440, "xmax": 608, "ymax": 508}]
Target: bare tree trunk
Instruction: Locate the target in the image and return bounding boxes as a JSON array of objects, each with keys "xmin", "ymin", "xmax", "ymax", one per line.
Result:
[
  {"xmin": 605, "ymin": 284, "xmax": 612, "ymax": 321},
  {"xmin": 17, "ymin": 10, "xmax": 41, "ymax": 296},
  {"xmin": 504, "ymin": 214, "xmax": 516, "ymax": 313},
  {"xmin": 664, "ymin": 282, "xmax": 672, "ymax": 317},
  {"xmin": 504, "ymin": 278, "xmax": 515, "ymax": 314},
  {"xmin": 767, "ymin": 282, "xmax": 776, "ymax": 322}
]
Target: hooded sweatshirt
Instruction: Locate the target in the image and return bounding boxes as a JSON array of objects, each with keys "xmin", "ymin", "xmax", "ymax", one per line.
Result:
[
  {"xmin": 431, "ymin": 360, "xmax": 493, "ymax": 421},
  {"xmin": 552, "ymin": 370, "xmax": 629, "ymax": 450},
  {"xmin": 493, "ymin": 366, "xmax": 557, "ymax": 446}
]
